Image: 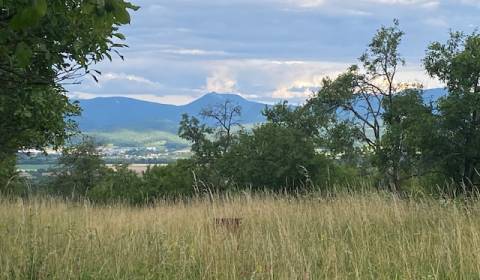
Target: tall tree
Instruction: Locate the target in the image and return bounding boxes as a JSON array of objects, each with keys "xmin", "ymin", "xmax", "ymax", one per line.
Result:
[
  {"xmin": 200, "ymin": 100, "xmax": 242, "ymax": 153},
  {"xmin": 178, "ymin": 100, "xmax": 243, "ymax": 189},
  {"xmin": 380, "ymin": 89, "xmax": 437, "ymax": 183},
  {"xmin": 309, "ymin": 20, "xmax": 422, "ymax": 191},
  {"xmin": 0, "ymin": 0, "xmax": 138, "ymax": 188},
  {"xmin": 424, "ymin": 31, "xmax": 480, "ymax": 189}
]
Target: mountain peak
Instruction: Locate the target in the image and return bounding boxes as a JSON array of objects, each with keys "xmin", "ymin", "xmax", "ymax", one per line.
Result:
[
  {"xmin": 201, "ymin": 92, "xmax": 247, "ymax": 101},
  {"xmin": 185, "ymin": 92, "xmax": 251, "ymax": 109},
  {"xmin": 76, "ymin": 92, "xmax": 269, "ymax": 133}
]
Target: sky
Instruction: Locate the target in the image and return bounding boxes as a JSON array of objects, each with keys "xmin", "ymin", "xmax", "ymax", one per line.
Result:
[{"xmin": 68, "ymin": 0, "xmax": 480, "ymax": 105}]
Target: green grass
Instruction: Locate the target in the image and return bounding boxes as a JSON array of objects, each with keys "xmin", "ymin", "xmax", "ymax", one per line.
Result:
[
  {"xmin": 86, "ymin": 129, "xmax": 189, "ymax": 149},
  {"xmin": 1, "ymin": 193, "xmax": 480, "ymax": 279}
]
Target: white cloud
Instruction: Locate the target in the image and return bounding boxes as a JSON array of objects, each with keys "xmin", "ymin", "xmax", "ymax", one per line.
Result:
[
  {"xmin": 393, "ymin": 67, "xmax": 444, "ymax": 89},
  {"xmin": 272, "ymin": 73, "xmax": 334, "ymax": 100},
  {"xmin": 69, "ymin": 91, "xmax": 197, "ymax": 105},
  {"xmin": 124, "ymin": 94, "xmax": 196, "ymax": 105},
  {"xmin": 269, "ymin": 60, "xmax": 307, "ymax": 65},
  {"xmin": 71, "ymin": 56, "xmax": 444, "ymax": 105},
  {"xmin": 272, "ymin": 86, "xmax": 315, "ymax": 99},
  {"xmin": 460, "ymin": 0, "xmax": 480, "ymax": 7},
  {"xmin": 205, "ymin": 69, "xmax": 238, "ymax": 93},
  {"xmin": 277, "ymin": 0, "xmax": 440, "ymax": 9},
  {"xmin": 206, "ymin": 0, "xmax": 327, "ymax": 7},
  {"xmin": 288, "ymin": 0, "xmax": 326, "ymax": 8},
  {"xmin": 275, "ymin": 0, "xmax": 438, "ymax": 8},
  {"xmin": 366, "ymin": 0, "xmax": 438, "ymax": 5},
  {"xmin": 160, "ymin": 48, "xmax": 229, "ymax": 56},
  {"xmin": 99, "ymin": 72, "xmax": 163, "ymax": 89},
  {"xmin": 68, "ymin": 0, "xmax": 467, "ymax": 105}
]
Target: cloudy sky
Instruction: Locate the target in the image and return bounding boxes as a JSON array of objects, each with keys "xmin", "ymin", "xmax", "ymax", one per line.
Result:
[{"xmin": 68, "ymin": 0, "xmax": 480, "ymax": 105}]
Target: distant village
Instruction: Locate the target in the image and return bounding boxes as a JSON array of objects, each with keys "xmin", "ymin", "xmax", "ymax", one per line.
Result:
[{"xmin": 17, "ymin": 146, "xmax": 192, "ymax": 180}]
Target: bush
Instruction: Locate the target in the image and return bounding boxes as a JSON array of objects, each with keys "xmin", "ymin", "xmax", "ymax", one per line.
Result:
[
  {"xmin": 219, "ymin": 124, "xmax": 325, "ymax": 190},
  {"xmin": 143, "ymin": 160, "xmax": 195, "ymax": 198},
  {"xmin": 89, "ymin": 165, "xmax": 145, "ymax": 204},
  {"xmin": 49, "ymin": 138, "xmax": 107, "ymax": 199}
]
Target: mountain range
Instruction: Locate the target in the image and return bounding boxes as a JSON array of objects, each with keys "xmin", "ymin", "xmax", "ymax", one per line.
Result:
[
  {"xmin": 76, "ymin": 92, "xmax": 269, "ymax": 134},
  {"xmin": 75, "ymin": 88, "xmax": 447, "ymax": 149}
]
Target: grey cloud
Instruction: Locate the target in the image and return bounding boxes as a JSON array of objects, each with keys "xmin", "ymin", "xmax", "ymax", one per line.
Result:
[{"xmin": 68, "ymin": 0, "xmax": 479, "ymax": 104}]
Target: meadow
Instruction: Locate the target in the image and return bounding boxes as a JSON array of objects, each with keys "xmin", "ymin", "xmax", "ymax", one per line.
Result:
[{"xmin": 1, "ymin": 192, "xmax": 480, "ymax": 279}]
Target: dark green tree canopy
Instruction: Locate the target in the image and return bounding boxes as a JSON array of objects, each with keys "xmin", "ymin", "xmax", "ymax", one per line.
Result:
[
  {"xmin": 51, "ymin": 137, "xmax": 107, "ymax": 198},
  {"xmin": 1, "ymin": 0, "xmax": 138, "ymax": 87},
  {"xmin": 0, "ymin": 0, "xmax": 138, "ymax": 187},
  {"xmin": 424, "ymin": 31, "xmax": 480, "ymax": 188},
  {"xmin": 220, "ymin": 123, "xmax": 321, "ymax": 190}
]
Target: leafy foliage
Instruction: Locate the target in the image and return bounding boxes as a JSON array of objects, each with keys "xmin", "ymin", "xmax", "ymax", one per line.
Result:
[
  {"xmin": 424, "ymin": 32, "xmax": 480, "ymax": 190},
  {"xmin": 50, "ymin": 138, "xmax": 107, "ymax": 199},
  {"xmin": 49, "ymin": 139, "xmax": 195, "ymax": 203},
  {"xmin": 221, "ymin": 124, "xmax": 318, "ymax": 189},
  {"xmin": 0, "ymin": 0, "xmax": 138, "ymax": 187},
  {"xmin": 8, "ymin": 17, "xmax": 480, "ymax": 198},
  {"xmin": 294, "ymin": 20, "xmax": 426, "ymax": 191}
]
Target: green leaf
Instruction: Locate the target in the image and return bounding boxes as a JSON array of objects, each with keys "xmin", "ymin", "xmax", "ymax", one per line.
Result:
[
  {"xmin": 23, "ymin": 110, "xmax": 33, "ymax": 118},
  {"xmin": 125, "ymin": 2, "xmax": 140, "ymax": 11},
  {"xmin": 15, "ymin": 42, "xmax": 33, "ymax": 68},
  {"xmin": 10, "ymin": 0, "xmax": 48, "ymax": 30},
  {"xmin": 35, "ymin": 0, "xmax": 48, "ymax": 17},
  {"xmin": 10, "ymin": 7, "xmax": 38, "ymax": 30},
  {"xmin": 115, "ymin": 8, "xmax": 131, "ymax": 24},
  {"xmin": 113, "ymin": 33, "xmax": 126, "ymax": 40}
]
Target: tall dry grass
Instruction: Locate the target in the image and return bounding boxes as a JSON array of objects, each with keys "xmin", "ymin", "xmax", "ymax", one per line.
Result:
[{"xmin": 0, "ymin": 192, "xmax": 480, "ymax": 279}]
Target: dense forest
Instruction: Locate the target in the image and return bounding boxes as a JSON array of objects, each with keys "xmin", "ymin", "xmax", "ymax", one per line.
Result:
[{"xmin": 1, "ymin": 1, "xmax": 479, "ymax": 204}]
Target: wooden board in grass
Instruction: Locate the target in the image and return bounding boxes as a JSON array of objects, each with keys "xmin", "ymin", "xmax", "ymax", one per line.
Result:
[{"xmin": 214, "ymin": 218, "xmax": 242, "ymax": 232}]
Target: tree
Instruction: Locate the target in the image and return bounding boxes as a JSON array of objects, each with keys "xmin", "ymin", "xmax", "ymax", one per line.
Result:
[
  {"xmin": 179, "ymin": 100, "xmax": 243, "ymax": 162},
  {"xmin": 263, "ymin": 100, "xmax": 332, "ymax": 138},
  {"xmin": 0, "ymin": 86, "xmax": 80, "ymax": 191},
  {"xmin": 200, "ymin": 100, "xmax": 242, "ymax": 153},
  {"xmin": 1, "ymin": 0, "xmax": 138, "ymax": 87},
  {"xmin": 0, "ymin": 0, "xmax": 138, "ymax": 187},
  {"xmin": 89, "ymin": 164, "xmax": 144, "ymax": 204},
  {"xmin": 308, "ymin": 20, "xmax": 421, "ymax": 191},
  {"xmin": 220, "ymin": 123, "xmax": 323, "ymax": 190},
  {"xmin": 178, "ymin": 100, "xmax": 244, "ymax": 190},
  {"xmin": 178, "ymin": 114, "xmax": 217, "ymax": 165},
  {"xmin": 380, "ymin": 89, "xmax": 437, "ymax": 183},
  {"xmin": 264, "ymin": 99, "xmax": 362, "ymax": 165},
  {"xmin": 424, "ymin": 31, "xmax": 480, "ymax": 190},
  {"xmin": 51, "ymin": 138, "xmax": 107, "ymax": 199},
  {"xmin": 142, "ymin": 160, "xmax": 195, "ymax": 198}
]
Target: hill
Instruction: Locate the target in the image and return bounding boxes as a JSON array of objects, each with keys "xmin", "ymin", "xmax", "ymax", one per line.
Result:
[
  {"xmin": 75, "ymin": 89, "xmax": 447, "ymax": 149},
  {"xmin": 75, "ymin": 92, "xmax": 269, "ymax": 149},
  {"xmin": 76, "ymin": 92, "xmax": 268, "ymax": 133}
]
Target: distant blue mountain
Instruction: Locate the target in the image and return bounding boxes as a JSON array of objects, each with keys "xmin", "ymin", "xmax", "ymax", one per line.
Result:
[
  {"xmin": 75, "ymin": 89, "xmax": 448, "ymax": 134},
  {"xmin": 76, "ymin": 92, "xmax": 269, "ymax": 133},
  {"xmin": 423, "ymin": 88, "xmax": 447, "ymax": 104}
]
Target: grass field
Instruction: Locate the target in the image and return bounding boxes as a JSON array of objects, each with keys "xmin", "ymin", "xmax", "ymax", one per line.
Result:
[
  {"xmin": 1, "ymin": 192, "xmax": 480, "ymax": 279},
  {"xmin": 86, "ymin": 130, "xmax": 189, "ymax": 149},
  {"xmin": 16, "ymin": 164, "xmax": 55, "ymax": 172}
]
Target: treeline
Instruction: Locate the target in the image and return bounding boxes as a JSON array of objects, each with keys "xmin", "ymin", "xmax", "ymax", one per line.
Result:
[
  {"xmin": 1, "ymin": 1, "xmax": 479, "ymax": 202},
  {"xmin": 169, "ymin": 21, "xmax": 480, "ymax": 197},
  {"xmin": 24, "ymin": 20, "xmax": 480, "ymax": 203}
]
